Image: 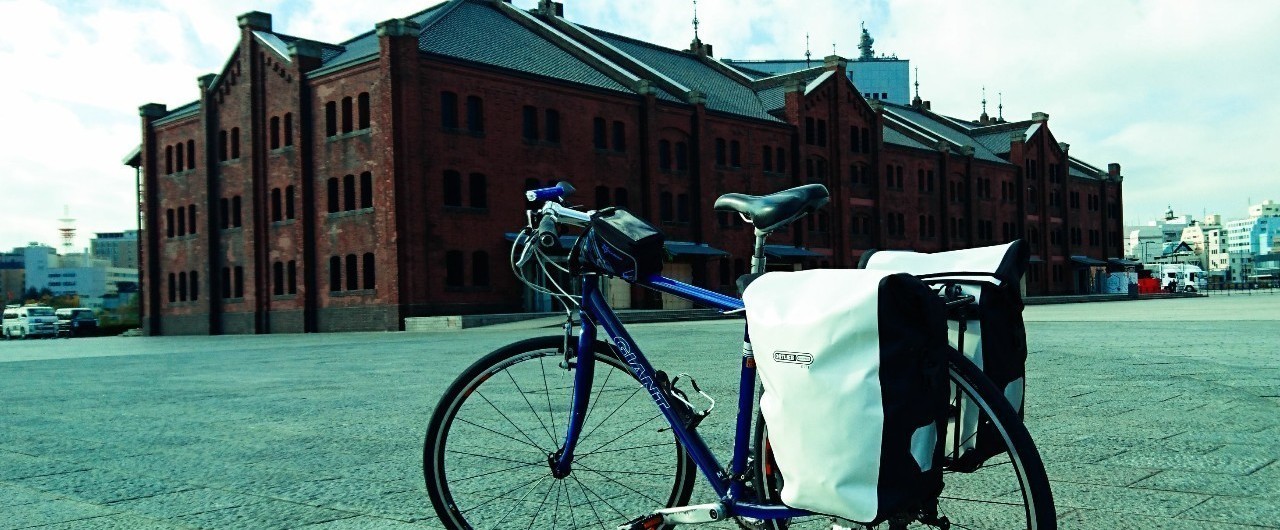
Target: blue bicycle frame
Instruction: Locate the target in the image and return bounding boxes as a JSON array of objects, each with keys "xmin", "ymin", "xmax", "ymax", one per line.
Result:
[{"xmin": 552, "ymin": 272, "xmax": 810, "ymax": 521}]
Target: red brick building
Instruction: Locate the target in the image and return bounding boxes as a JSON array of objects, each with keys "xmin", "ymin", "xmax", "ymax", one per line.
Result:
[{"xmin": 130, "ymin": 0, "xmax": 1125, "ymax": 334}]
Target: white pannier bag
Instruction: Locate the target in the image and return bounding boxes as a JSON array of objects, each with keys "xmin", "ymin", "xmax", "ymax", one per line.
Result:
[
  {"xmin": 859, "ymin": 241, "xmax": 1029, "ymax": 470},
  {"xmin": 743, "ymin": 269, "xmax": 950, "ymax": 524}
]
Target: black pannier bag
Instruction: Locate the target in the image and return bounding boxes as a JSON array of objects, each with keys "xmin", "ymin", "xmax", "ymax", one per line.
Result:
[
  {"xmin": 572, "ymin": 207, "xmax": 664, "ymax": 281},
  {"xmin": 743, "ymin": 269, "xmax": 950, "ymax": 524},
  {"xmin": 859, "ymin": 241, "xmax": 1029, "ymax": 471}
]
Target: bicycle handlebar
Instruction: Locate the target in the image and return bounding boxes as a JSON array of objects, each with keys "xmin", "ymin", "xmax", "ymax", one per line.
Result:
[{"xmin": 525, "ymin": 181, "xmax": 576, "ymax": 202}]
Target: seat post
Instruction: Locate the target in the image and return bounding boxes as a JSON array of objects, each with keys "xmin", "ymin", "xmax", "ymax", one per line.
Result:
[{"xmin": 750, "ymin": 230, "xmax": 769, "ymax": 274}]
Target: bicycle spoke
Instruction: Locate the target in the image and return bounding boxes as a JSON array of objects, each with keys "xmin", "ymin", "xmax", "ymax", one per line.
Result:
[
  {"xmin": 582, "ymin": 360, "xmax": 616, "ymax": 430},
  {"xmin": 578, "ymin": 412, "xmax": 664, "ymax": 458},
  {"xmin": 460, "ymin": 472, "xmax": 548, "ymax": 515},
  {"xmin": 484, "ymin": 474, "xmax": 549, "ymax": 530},
  {"xmin": 578, "ymin": 383, "xmax": 643, "ymax": 445},
  {"xmin": 572, "ymin": 473, "xmax": 629, "ymax": 524},
  {"xmin": 446, "ymin": 448, "xmax": 543, "ymax": 467},
  {"xmin": 505, "ymin": 368, "xmax": 558, "ymax": 447},
  {"xmin": 529, "ymin": 476, "xmax": 557, "ymax": 530},
  {"xmin": 568, "ymin": 474, "xmax": 608, "ymax": 530},
  {"xmin": 455, "ymin": 417, "xmax": 545, "ymax": 453},
  {"xmin": 476, "ymin": 390, "xmax": 547, "ymax": 452},
  {"xmin": 574, "ymin": 461, "xmax": 665, "ymax": 506},
  {"xmin": 452, "ymin": 460, "xmax": 544, "ymax": 484},
  {"xmin": 576, "ymin": 441, "xmax": 677, "ymax": 458},
  {"xmin": 540, "ymin": 356, "xmax": 559, "ymax": 449}
]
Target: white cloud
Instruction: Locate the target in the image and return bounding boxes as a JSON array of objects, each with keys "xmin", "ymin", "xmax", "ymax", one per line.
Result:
[{"xmin": 1, "ymin": 0, "xmax": 1276, "ymax": 252}]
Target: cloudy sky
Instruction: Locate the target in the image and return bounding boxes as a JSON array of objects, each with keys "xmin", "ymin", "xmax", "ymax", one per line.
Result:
[{"xmin": 1, "ymin": 0, "xmax": 1276, "ymax": 252}]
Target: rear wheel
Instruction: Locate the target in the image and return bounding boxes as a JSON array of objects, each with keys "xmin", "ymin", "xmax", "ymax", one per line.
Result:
[
  {"xmin": 424, "ymin": 336, "xmax": 697, "ymax": 529},
  {"xmin": 751, "ymin": 346, "xmax": 1055, "ymax": 529}
]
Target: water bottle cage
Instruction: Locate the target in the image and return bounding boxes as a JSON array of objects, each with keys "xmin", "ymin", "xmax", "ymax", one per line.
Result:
[{"xmin": 655, "ymin": 370, "xmax": 713, "ymax": 430}]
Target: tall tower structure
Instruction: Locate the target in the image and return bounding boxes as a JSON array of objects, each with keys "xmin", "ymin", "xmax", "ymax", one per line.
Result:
[{"xmin": 58, "ymin": 205, "xmax": 77, "ymax": 255}]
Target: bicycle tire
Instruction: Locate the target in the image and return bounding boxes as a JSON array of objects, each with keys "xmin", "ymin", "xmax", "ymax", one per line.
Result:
[
  {"xmin": 750, "ymin": 346, "xmax": 1056, "ymax": 529},
  {"xmin": 424, "ymin": 336, "xmax": 697, "ymax": 529}
]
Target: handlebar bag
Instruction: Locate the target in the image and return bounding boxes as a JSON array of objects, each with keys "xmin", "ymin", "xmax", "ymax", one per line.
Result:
[
  {"xmin": 859, "ymin": 240, "xmax": 1029, "ymax": 471},
  {"xmin": 574, "ymin": 207, "xmax": 664, "ymax": 281},
  {"xmin": 743, "ymin": 269, "xmax": 949, "ymax": 524}
]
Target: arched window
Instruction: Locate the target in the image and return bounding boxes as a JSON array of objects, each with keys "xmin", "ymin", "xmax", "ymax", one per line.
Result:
[
  {"xmin": 283, "ymin": 113, "xmax": 293, "ymax": 146},
  {"xmin": 715, "ymin": 138, "xmax": 726, "ymax": 166},
  {"xmin": 230, "ymin": 128, "xmax": 240, "ymax": 159},
  {"xmin": 271, "ymin": 188, "xmax": 282, "ymax": 222},
  {"xmin": 327, "ymin": 178, "xmax": 339, "ymax": 213},
  {"xmin": 168, "ymin": 273, "xmax": 176, "ymax": 302},
  {"xmin": 612, "ymin": 121, "xmax": 626, "ymax": 152},
  {"xmin": 270, "ymin": 116, "xmax": 280, "ymax": 149},
  {"xmin": 445, "ymin": 251, "xmax": 464, "ymax": 287},
  {"xmin": 522, "ymin": 105, "xmax": 538, "ymax": 140},
  {"xmin": 325, "ymin": 101, "xmax": 337, "ymax": 136},
  {"xmin": 188, "ymin": 205, "xmax": 196, "ymax": 235},
  {"xmin": 443, "ymin": 171, "xmax": 462, "ymax": 206},
  {"xmin": 273, "ymin": 261, "xmax": 284, "ymax": 295},
  {"xmin": 231, "ymin": 196, "xmax": 242, "ymax": 227},
  {"xmin": 357, "ymin": 92, "xmax": 370, "ymax": 130},
  {"xmin": 466, "ymin": 95, "xmax": 484, "ymax": 132},
  {"xmin": 345, "ymin": 254, "xmax": 358, "ymax": 291},
  {"xmin": 363, "ymin": 253, "xmax": 375, "ymax": 290},
  {"xmin": 166, "ymin": 209, "xmax": 175, "ymax": 238},
  {"xmin": 593, "ymin": 117, "xmax": 607, "ymax": 149},
  {"xmin": 675, "ymin": 142, "xmax": 688, "ymax": 170},
  {"xmin": 343, "ymin": 174, "xmax": 356, "ymax": 211},
  {"xmin": 165, "ymin": 145, "xmax": 173, "ymax": 175},
  {"xmin": 329, "ymin": 256, "xmax": 342, "ymax": 292},
  {"xmin": 190, "ymin": 271, "xmax": 199, "ymax": 301},
  {"xmin": 762, "ymin": 146, "xmax": 773, "ymax": 172},
  {"xmin": 472, "ymin": 251, "xmax": 489, "ymax": 287},
  {"xmin": 219, "ymin": 130, "xmax": 229, "ymax": 161},
  {"xmin": 219, "ymin": 198, "xmax": 229, "ymax": 229},
  {"xmin": 469, "ymin": 173, "xmax": 487, "ymax": 208},
  {"xmin": 360, "ymin": 172, "xmax": 372, "ymax": 209},
  {"xmin": 658, "ymin": 140, "xmax": 672, "ymax": 170},
  {"xmin": 233, "ymin": 266, "xmax": 244, "ymax": 298},
  {"xmin": 595, "ymin": 186, "xmax": 609, "ymax": 208},
  {"xmin": 440, "ymin": 91, "xmax": 458, "ymax": 129},
  {"xmin": 287, "ymin": 261, "xmax": 297, "ymax": 294},
  {"xmin": 285, "ymin": 186, "xmax": 295, "ymax": 219},
  {"xmin": 544, "ymin": 109, "xmax": 560, "ymax": 143},
  {"xmin": 341, "ymin": 96, "xmax": 353, "ymax": 134},
  {"xmin": 186, "ymin": 140, "xmax": 195, "ymax": 170},
  {"xmin": 177, "ymin": 206, "xmax": 186, "ymax": 236}
]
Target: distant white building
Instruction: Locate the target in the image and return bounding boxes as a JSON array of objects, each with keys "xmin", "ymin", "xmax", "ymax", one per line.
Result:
[{"xmin": 19, "ymin": 243, "xmax": 138, "ymax": 309}]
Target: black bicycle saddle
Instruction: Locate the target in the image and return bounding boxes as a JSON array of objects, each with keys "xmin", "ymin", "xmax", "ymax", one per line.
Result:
[{"xmin": 713, "ymin": 184, "xmax": 830, "ymax": 233}]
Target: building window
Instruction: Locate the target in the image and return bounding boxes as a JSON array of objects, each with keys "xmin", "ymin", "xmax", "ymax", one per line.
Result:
[
  {"xmin": 715, "ymin": 138, "xmax": 726, "ymax": 166},
  {"xmin": 188, "ymin": 205, "xmax": 196, "ymax": 235},
  {"xmin": 357, "ymin": 92, "xmax": 370, "ymax": 130},
  {"xmin": 445, "ymin": 251, "xmax": 464, "ymax": 287},
  {"xmin": 165, "ymin": 145, "xmax": 173, "ymax": 174},
  {"xmin": 861, "ymin": 127, "xmax": 870, "ymax": 153},
  {"xmin": 283, "ymin": 113, "xmax": 293, "ymax": 146},
  {"xmin": 222, "ymin": 267, "xmax": 231, "ymax": 298},
  {"xmin": 329, "ymin": 256, "xmax": 341, "ymax": 292},
  {"xmin": 469, "ymin": 173, "xmax": 487, "ymax": 209},
  {"xmin": 659, "ymin": 192, "xmax": 673, "ymax": 222},
  {"xmin": 805, "ymin": 117, "xmax": 815, "ymax": 145},
  {"xmin": 343, "ymin": 174, "xmax": 356, "ymax": 211},
  {"xmin": 762, "ymin": 146, "xmax": 773, "ymax": 172},
  {"xmin": 219, "ymin": 198, "xmax": 229, "ymax": 229},
  {"xmin": 593, "ymin": 117, "xmax": 607, "ymax": 149},
  {"xmin": 341, "ymin": 96, "xmax": 353, "ymax": 134},
  {"xmin": 190, "ymin": 271, "xmax": 199, "ymax": 301},
  {"xmin": 271, "ymin": 188, "xmax": 282, "ymax": 222},
  {"xmin": 273, "ymin": 261, "xmax": 285, "ymax": 296},
  {"xmin": 219, "ymin": 130, "xmax": 228, "ymax": 161},
  {"xmin": 166, "ymin": 209, "xmax": 175, "ymax": 238},
  {"xmin": 443, "ymin": 170, "xmax": 462, "ymax": 206},
  {"xmin": 465, "ymin": 95, "xmax": 484, "ymax": 133},
  {"xmin": 232, "ymin": 196, "xmax": 242, "ymax": 227},
  {"xmin": 850, "ymin": 127, "xmax": 860, "ymax": 153},
  {"xmin": 270, "ymin": 116, "xmax": 280, "ymax": 149},
  {"xmin": 345, "ymin": 254, "xmax": 358, "ymax": 291},
  {"xmin": 440, "ymin": 91, "xmax": 458, "ymax": 129},
  {"xmin": 327, "ymin": 178, "xmax": 339, "ymax": 213},
  {"xmin": 287, "ymin": 260, "xmax": 297, "ymax": 294},
  {"xmin": 659, "ymin": 140, "xmax": 672, "ymax": 170},
  {"xmin": 612, "ymin": 121, "xmax": 626, "ymax": 152},
  {"xmin": 472, "ymin": 251, "xmax": 489, "ymax": 287},
  {"xmin": 230, "ymin": 127, "xmax": 240, "ymax": 159},
  {"xmin": 816, "ymin": 119, "xmax": 827, "ymax": 146},
  {"xmin": 676, "ymin": 193, "xmax": 690, "ymax": 224},
  {"xmin": 177, "ymin": 206, "xmax": 186, "ymax": 236},
  {"xmin": 675, "ymin": 142, "xmax": 688, "ymax": 170},
  {"xmin": 285, "ymin": 186, "xmax": 295, "ymax": 219},
  {"xmin": 776, "ymin": 147, "xmax": 786, "ymax": 174},
  {"xmin": 522, "ymin": 106, "xmax": 538, "ymax": 141},
  {"xmin": 325, "ymin": 101, "xmax": 337, "ymax": 136},
  {"xmin": 544, "ymin": 109, "xmax": 560, "ymax": 144},
  {"xmin": 233, "ymin": 266, "xmax": 244, "ymax": 298},
  {"xmin": 186, "ymin": 140, "xmax": 195, "ymax": 170},
  {"xmin": 363, "ymin": 253, "xmax": 375, "ymax": 289},
  {"xmin": 730, "ymin": 140, "xmax": 741, "ymax": 168},
  {"xmin": 360, "ymin": 172, "xmax": 372, "ymax": 209},
  {"xmin": 168, "ymin": 272, "xmax": 176, "ymax": 302}
]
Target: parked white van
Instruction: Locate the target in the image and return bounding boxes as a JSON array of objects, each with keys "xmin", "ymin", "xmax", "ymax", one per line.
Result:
[
  {"xmin": 2, "ymin": 305, "xmax": 59, "ymax": 339},
  {"xmin": 1154, "ymin": 264, "xmax": 1208, "ymax": 292}
]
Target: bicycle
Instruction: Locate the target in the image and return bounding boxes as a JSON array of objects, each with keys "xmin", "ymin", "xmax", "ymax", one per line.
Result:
[{"xmin": 423, "ymin": 182, "xmax": 1055, "ymax": 529}]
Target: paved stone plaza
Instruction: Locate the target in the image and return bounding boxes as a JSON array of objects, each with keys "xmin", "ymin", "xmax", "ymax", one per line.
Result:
[{"xmin": 1, "ymin": 293, "xmax": 1277, "ymax": 529}]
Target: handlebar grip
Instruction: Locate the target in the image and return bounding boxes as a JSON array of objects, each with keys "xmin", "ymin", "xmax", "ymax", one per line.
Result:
[
  {"xmin": 536, "ymin": 215, "xmax": 560, "ymax": 249},
  {"xmin": 525, "ymin": 181, "xmax": 576, "ymax": 202}
]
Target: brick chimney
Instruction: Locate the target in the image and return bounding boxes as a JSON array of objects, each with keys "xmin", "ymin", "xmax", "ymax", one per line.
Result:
[
  {"xmin": 237, "ymin": 11, "xmax": 271, "ymax": 32},
  {"xmin": 1108, "ymin": 163, "xmax": 1121, "ymax": 177}
]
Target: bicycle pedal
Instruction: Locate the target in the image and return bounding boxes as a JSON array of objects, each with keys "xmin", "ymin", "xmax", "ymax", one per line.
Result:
[{"xmin": 617, "ymin": 513, "xmax": 664, "ymax": 530}]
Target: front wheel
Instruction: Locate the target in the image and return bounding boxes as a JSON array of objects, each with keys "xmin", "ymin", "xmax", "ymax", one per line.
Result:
[
  {"xmin": 752, "ymin": 346, "xmax": 1056, "ymax": 529},
  {"xmin": 424, "ymin": 336, "xmax": 697, "ymax": 529}
]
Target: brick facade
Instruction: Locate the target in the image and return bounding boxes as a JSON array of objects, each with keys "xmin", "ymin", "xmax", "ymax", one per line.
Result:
[{"xmin": 133, "ymin": 1, "xmax": 1124, "ymax": 334}]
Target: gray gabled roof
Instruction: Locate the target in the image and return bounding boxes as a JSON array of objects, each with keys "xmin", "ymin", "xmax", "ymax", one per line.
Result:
[
  {"xmin": 882, "ymin": 103, "xmax": 1008, "ymax": 164},
  {"xmin": 153, "ymin": 100, "xmax": 200, "ymax": 126},
  {"xmin": 882, "ymin": 127, "xmax": 934, "ymax": 151}
]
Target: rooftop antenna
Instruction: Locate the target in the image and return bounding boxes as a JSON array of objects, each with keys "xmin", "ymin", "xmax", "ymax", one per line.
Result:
[
  {"xmin": 692, "ymin": 0, "xmax": 700, "ymax": 42},
  {"xmin": 805, "ymin": 32, "xmax": 812, "ymax": 67},
  {"xmin": 998, "ymin": 91, "xmax": 1004, "ymax": 121},
  {"xmin": 982, "ymin": 86, "xmax": 988, "ymax": 115},
  {"xmin": 914, "ymin": 67, "xmax": 920, "ymax": 99},
  {"xmin": 58, "ymin": 205, "xmax": 76, "ymax": 255}
]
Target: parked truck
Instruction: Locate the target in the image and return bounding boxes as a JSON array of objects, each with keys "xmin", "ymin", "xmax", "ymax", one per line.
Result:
[{"xmin": 1150, "ymin": 263, "xmax": 1207, "ymax": 293}]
